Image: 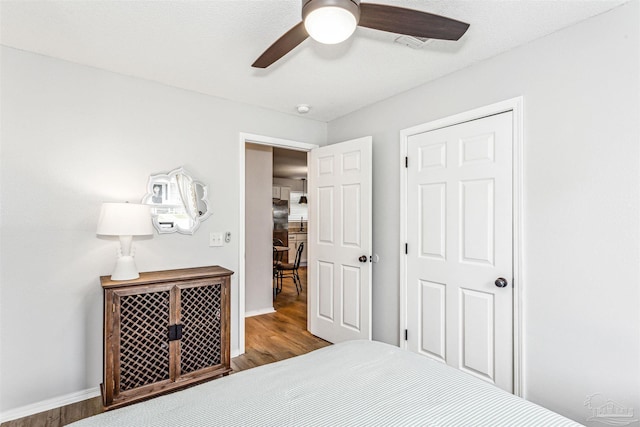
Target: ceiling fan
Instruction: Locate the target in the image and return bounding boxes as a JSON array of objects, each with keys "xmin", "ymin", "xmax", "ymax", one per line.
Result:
[{"xmin": 252, "ymin": 0, "xmax": 470, "ymax": 68}]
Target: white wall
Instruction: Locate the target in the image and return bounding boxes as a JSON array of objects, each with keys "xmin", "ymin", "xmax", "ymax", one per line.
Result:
[
  {"xmin": 0, "ymin": 46, "xmax": 326, "ymax": 414},
  {"xmin": 327, "ymin": 2, "xmax": 639, "ymax": 424},
  {"xmin": 244, "ymin": 143, "xmax": 274, "ymax": 315}
]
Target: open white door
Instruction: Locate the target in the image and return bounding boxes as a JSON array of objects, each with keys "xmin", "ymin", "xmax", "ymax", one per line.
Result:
[{"xmin": 308, "ymin": 137, "xmax": 372, "ymax": 343}]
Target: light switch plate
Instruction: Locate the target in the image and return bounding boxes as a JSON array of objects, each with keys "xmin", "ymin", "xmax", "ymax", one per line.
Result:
[{"xmin": 209, "ymin": 232, "xmax": 224, "ymax": 247}]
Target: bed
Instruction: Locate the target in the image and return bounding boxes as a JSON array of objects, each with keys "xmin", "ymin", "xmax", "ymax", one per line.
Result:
[{"xmin": 70, "ymin": 340, "xmax": 580, "ymax": 426}]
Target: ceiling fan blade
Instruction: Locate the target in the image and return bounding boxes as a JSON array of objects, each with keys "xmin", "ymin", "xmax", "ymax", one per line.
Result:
[
  {"xmin": 358, "ymin": 3, "xmax": 469, "ymax": 41},
  {"xmin": 252, "ymin": 22, "xmax": 309, "ymax": 68}
]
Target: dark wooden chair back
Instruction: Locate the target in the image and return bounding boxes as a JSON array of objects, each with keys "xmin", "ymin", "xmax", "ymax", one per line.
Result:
[{"xmin": 294, "ymin": 242, "xmax": 304, "ymax": 270}]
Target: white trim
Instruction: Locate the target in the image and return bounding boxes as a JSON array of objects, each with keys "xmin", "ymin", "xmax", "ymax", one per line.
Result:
[
  {"xmin": 238, "ymin": 133, "xmax": 247, "ymax": 356},
  {"xmin": 241, "ymin": 133, "xmax": 318, "ymax": 152},
  {"xmin": 238, "ymin": 133, "xmax": 318, "ymax": 356},
  {"xmin": 245, "ymin": 307, "xmax": 276, "ymax": 318},
  {"xmin": 399, "ymin": 128, "xmax": 408, "ymax": 350},
  {"xmin": 0, "ymin": 387, "xmax": 101, "ymax": 423},
  {"xmin": 399, "ymin": 97, "xmax": 524, "ymax": 397},
  {"xmin": 511, "ymin": 97, "xmax": 525, "ymax": 398}
]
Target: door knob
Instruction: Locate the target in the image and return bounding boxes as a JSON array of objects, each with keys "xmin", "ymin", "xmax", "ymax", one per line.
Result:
[
  {"xmin": 495, "ymin": 277, "xmax": 508, "ymax": 288},
  {"xmin": 359, "ymin": 255, "xmax": 367, "ymax": 263}
]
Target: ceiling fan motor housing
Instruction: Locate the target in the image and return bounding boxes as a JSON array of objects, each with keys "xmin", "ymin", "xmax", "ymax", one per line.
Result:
[{"xmin": 302, "ymin": 0, "xmax": 361, "ymax": 23}]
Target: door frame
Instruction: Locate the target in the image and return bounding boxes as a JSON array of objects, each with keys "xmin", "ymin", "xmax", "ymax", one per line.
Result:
[
  {"xmin": 398, "ymin": 97, "xmax": 524, "ymax": 396},
  {"xmin": 237, "ymin": 132, "xmax": 318, "ymax": 355}
]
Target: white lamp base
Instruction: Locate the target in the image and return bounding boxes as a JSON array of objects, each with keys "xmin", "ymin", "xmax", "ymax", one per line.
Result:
[{"xmin": 111, "ymin": 255, "xmax": 140, "ymax": 281}]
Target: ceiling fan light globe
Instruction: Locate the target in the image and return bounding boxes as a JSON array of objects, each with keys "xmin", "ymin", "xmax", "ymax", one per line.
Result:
[{"xmin": 304, "ymin": 6, "xmax": 357, "ymax": 44}]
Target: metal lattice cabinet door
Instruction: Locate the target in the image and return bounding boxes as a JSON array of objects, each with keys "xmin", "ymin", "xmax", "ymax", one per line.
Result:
[
  {"xmin": 179, "ymin": 283, "xmax": 223, "ymax": 375},
  {"xmin": 119, "ymin": 290, "xmax": 171, "ymax": 391}
]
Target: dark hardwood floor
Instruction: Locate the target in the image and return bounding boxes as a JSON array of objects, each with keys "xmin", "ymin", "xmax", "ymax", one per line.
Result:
[{"xmin": 2, "ymin": 267, "xmax": 329, "ymax": 427}]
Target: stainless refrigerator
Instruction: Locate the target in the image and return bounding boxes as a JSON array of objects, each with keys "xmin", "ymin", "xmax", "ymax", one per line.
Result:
[{"xmin": 273, "ymin": 200, "xmax": 289, "ymax": 262}]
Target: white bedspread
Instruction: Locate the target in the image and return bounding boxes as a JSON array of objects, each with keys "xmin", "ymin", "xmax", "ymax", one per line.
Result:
[{"xmin": 71, "ymin": 340, "xmax": 581, "ymax": 426}]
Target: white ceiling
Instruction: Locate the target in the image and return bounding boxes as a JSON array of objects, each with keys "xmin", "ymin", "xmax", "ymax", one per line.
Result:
[{"xmin": 0, "ymin": 0, "xmax": 628, "ymax": 122}]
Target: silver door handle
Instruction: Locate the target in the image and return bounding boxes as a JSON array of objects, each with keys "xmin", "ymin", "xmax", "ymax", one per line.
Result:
[{"xmin": 495, "ymin": 277, "xmax": 508, "ymax": 288}]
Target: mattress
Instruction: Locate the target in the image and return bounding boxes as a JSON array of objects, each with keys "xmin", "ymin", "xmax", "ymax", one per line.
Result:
[{"xmin": 70, "ymin": 340, "xmax": 580, "ymax": 426}]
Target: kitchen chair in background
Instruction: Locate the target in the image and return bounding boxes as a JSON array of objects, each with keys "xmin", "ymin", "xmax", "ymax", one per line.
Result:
[
  {"xmin": 276, "ymin": 242, "xmax": 303, "ymax": 295},
  {"xmin": 273, "ymin": 245, "xmax": 285, "ymax": 298}
]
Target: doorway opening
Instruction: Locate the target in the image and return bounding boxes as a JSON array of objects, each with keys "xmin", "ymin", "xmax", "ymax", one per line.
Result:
[
  {"xmin": 238, "ymin": 133, "xmax": 317, "ymax": 356},
  {"xmin": 272, "ymin": 146, "xmax": 308, "ymax": 267}
]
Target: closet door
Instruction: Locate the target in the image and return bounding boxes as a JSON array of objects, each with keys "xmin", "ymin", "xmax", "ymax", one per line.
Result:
[{"xmin": 405, "ymin": 111, "xmax": 514, "ymax": 392}]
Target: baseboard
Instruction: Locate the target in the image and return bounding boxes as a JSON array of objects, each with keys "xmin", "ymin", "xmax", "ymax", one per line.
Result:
[
  {"xmin": 244, "ymin": 307, "xmax": 276, "ymax": 318},
  {"xmin": 0, "ymin": 386, "xmax": 101, "ymax": 423},
  {"xmin": 0, "ymin": 306, "xmax": 275, "ymax": 422}
]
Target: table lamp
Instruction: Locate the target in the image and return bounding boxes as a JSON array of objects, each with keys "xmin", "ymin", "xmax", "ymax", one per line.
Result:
[{"xmin": 97, "ymin": 202, "xmax": 154, "ymax": 280}]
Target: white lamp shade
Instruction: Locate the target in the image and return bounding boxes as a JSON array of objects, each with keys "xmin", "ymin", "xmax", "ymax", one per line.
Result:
[
  {"xmin": 96, "ymin": 203, "xmax": 154, "ymax": 236},
  {"xmin": 304, "ymin": 6, "xmax": 357, "ymax": 44}
]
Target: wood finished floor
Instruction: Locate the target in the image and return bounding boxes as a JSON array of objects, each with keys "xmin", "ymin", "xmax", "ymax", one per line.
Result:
[
  {"xmin": 232, "ymin": 267, "xmax": 330, "ymax": 371},
  {"xmin": 2, "ymin": 267, "xmax": 329, "ymax": 427}
]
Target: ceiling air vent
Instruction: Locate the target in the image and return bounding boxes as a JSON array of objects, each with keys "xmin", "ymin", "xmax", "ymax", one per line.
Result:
[{"xmin": 394, "ymin": 35, "xmax": 432, "ymax": 49}]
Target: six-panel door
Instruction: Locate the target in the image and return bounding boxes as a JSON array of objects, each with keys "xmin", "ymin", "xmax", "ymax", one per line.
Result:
[
  {"xmin": 406, "ymin": 112, "xmax": 514, "ymax": 392},
  {"xmin": 308, "ymin": 136, "xmax": 373, "ymax": 343}
]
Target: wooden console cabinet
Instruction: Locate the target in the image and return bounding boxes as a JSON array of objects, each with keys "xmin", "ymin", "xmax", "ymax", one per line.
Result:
[{"xmin": 101, "ymin": 266, "xmax": 233, "ymax": 410}]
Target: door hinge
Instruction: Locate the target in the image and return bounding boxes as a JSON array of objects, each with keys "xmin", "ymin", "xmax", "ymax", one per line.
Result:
[
  {"xmin": 405, "ymin": 243, "xmax": 408, "ymax": 255},
  {"xmin": 404, "ymin": 329, "xmax": 408, "ymax": 341},
  {"xmin": 112, "ymin": 303, "xmax": 115, "ymax": 313},
  {"xmin": 405, "ymin": 156, "xmax": 408, "ymax": 168}
]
